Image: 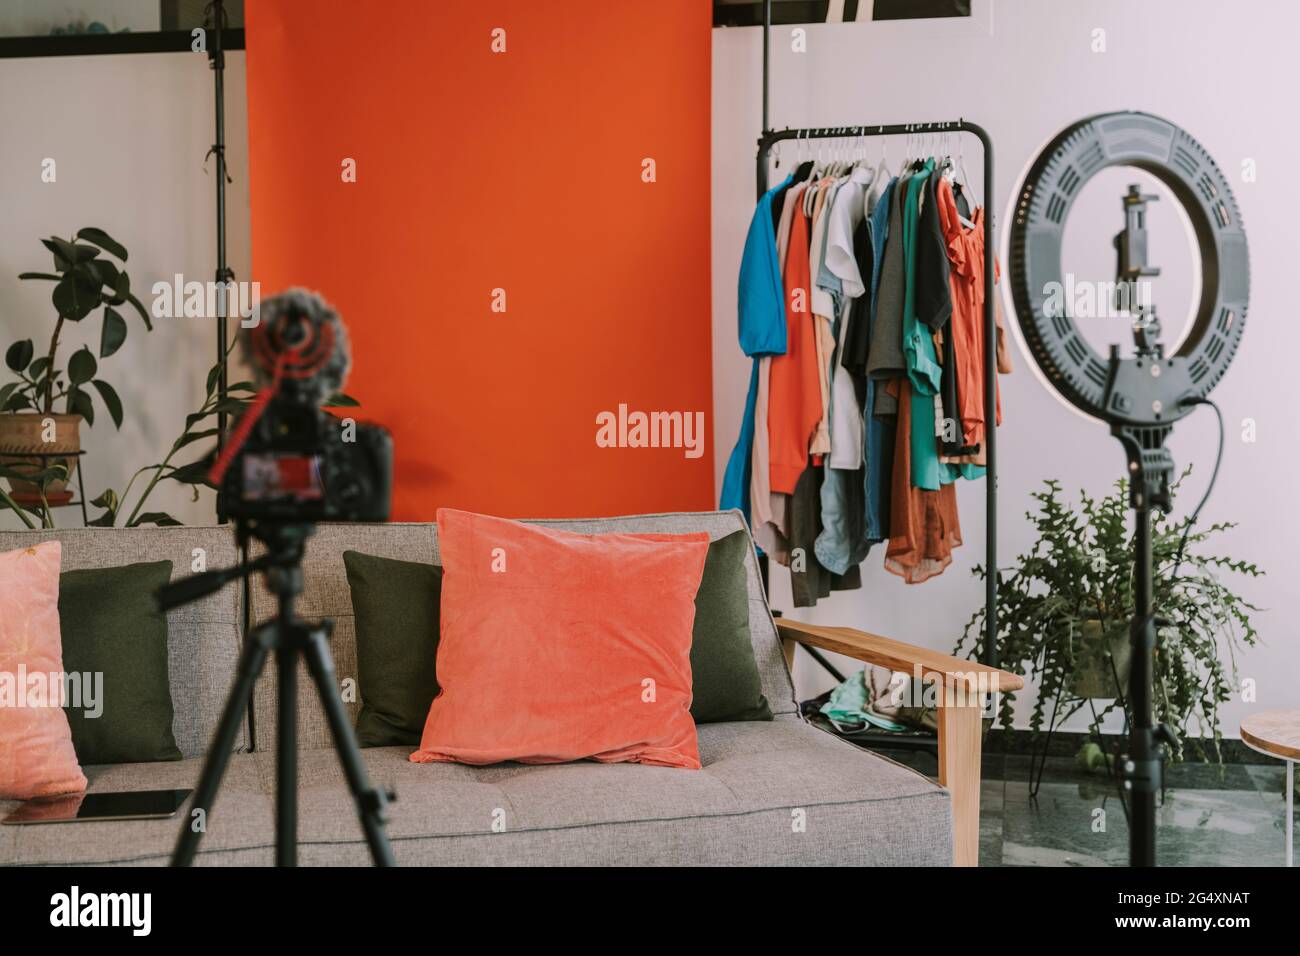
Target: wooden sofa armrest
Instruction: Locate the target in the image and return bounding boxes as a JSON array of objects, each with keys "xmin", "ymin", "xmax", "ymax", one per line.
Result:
[
  {"xmin": 775, "ymin": 619, "xmax": 1023, "ymax": 867},
  {"xmin": 774, "ymin": 619, "xmax": 1023, "ymax": 694}
]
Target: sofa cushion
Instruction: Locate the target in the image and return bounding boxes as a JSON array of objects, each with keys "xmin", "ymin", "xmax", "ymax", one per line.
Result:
[
  {"xmin": 343, "ymin": 550, "xmax": 443, "ymax": 747},
  {"xmin": 0, "ymin": 716, "xmax": 950, "ymax": 865},
  {"xmin": 411, "ymin": 509, "xmax": 708, "ymax": 769},
  {"xmin": 0, "ymin": 527, "xmax": 246, "ymax": 757},
  {"xmin": 689, "ymin": 529, "xmax": 772, "ymax": 723},
  {"xmin": 251, "ymin": 512, "xmax": 796, "ymax": 753},
  {"xmin": 0, "ymin": 541, "xmax": 86, "ymax": 800},
  {"xmin": 59, "ymin": 560, "xmax": 182, "ymax": 765}
]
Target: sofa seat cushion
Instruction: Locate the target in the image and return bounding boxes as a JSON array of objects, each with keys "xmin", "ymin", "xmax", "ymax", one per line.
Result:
[{"xmin": 0, "ymin": 718, "xmax": 951, "ymax": 866}]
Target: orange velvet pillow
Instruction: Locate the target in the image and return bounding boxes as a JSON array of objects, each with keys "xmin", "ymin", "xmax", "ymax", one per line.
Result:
[
  {"xmin": 410, "ymin": 509, "xmax": 709, "ymax": 769},
  {"xmin": 0, "ymin": 541, "xmax": 87, "ymax": 799}
]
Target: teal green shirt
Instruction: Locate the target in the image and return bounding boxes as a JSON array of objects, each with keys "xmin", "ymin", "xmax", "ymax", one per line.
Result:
[{"xmin": 901, "ymin": 161, "xmax": 946, "ymax": 491}]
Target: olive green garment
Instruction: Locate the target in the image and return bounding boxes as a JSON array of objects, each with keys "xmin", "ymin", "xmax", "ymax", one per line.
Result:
[{"xmin": 59, "ymin": 561, "xmax": 182, "ymax": 764}]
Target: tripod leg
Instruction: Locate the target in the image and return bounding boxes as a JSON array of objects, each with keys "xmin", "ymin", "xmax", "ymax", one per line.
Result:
[
  {"xmin": 302, "ymin": 628, "xmax": 397, "ymax": 866},
  {"xmin": 276, "ymin": 645, "xmax": 298, "ymax": 867},
  {"xmin": 173, "ymin": 635, "xmax": 270, "ymax": 867}
]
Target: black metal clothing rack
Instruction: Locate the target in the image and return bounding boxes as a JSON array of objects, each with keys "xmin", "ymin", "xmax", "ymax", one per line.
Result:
[{"xmin": 752, "ymin": 2, "xmax": 998, "ymax": 672}]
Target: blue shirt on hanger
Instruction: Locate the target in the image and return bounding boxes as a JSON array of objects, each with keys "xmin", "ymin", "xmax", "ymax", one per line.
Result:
[{"xmin": 720, "ymin": 175, "xmax": 793, "ymax": 522}]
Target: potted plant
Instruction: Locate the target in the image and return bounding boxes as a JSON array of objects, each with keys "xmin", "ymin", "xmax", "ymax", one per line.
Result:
[
  {"xmin": 0, "ymin": 228, "xmax": 151, "ymax": 512},
  {"xmin": 958, "ymin": 475, "xmax": 1263, "ymax": 782}
]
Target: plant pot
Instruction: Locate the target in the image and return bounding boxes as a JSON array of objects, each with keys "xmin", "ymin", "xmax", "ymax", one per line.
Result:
[
  {"xmin": 1066, "ymin": 619, "xmax": 1132, "ymax": 698},
  {"xmin": 0, "ymin": 412, "xmax": 81, "ymax": 506}
]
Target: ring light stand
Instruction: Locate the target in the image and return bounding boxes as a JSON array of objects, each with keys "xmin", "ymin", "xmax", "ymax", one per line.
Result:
[{"xmin": 1007, "ymin": 112, "xmax": 1249, "ymax": 867}]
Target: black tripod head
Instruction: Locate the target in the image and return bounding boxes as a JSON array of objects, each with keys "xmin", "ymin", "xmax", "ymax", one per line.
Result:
[{"xmin": 156, "ymin": 519, "xmax": 317, "ymax": 613}]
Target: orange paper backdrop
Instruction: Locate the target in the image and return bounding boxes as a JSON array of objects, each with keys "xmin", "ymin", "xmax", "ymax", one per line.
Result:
[{"xmin": 244, "ymin": 0, "xmax": 713, "ymax": 519}]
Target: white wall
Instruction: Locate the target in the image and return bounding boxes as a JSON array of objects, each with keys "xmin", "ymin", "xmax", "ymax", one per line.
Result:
[
  {"xmin": 712, "ymin": 0, "xmax": 1295, "ymax": 738},
  {"xmin": 0, "ymin": 49, "xmax": 249, "ymax": 529}
]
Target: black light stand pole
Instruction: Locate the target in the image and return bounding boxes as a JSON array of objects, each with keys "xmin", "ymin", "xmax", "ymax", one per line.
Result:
[
  {"xmin": 1127, "ymin": 480, "xmax": 1160, "ymax": 867},
  {"xmin": 209, "ymin": 0, "xmax": 232, "ymax": 524},
  {"xmin": 762, "ymin": 0, "xmax": 770, "ymax": 133}
]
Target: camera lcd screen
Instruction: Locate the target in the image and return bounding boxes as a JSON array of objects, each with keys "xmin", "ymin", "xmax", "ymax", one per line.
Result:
[{"xmin": 242, "ymin": 452, "xmax": 325, "ymax": 501}]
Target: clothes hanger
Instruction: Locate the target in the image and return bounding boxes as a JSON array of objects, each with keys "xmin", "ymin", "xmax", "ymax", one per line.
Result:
[
  {"xmin": 896, "ymin": 125, "xmax": 912, "ymax": 177},
  {"xmin": 958, "ymin": 130, "xmax": 978, "ymax": 207},
  {"xmin": 873, "ymin": 126, "xmax": 891, "ymax": 186}
]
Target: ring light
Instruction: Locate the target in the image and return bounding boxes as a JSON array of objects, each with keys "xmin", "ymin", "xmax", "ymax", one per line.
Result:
[
  {"xmin": 1005, "ymin": 111, "xmax": 1249, "ymax": 869},
  {"xmin": 1008, "ymin": 111, "xmax": 1248, "ymax": 426}
]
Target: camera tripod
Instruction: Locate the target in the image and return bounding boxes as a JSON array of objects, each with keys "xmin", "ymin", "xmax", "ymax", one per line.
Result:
[{"xmin": 159, "ymin": 523, "xmax": 396, "ymax": 866}]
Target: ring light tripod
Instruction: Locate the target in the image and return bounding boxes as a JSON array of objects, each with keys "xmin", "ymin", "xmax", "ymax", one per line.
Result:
[{"xmin": 1007, "ymin": 112, "xmax": 1249, "ymax": 867}]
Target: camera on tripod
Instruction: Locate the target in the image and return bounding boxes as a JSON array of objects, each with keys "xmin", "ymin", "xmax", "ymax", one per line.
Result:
[
  {"xmin": 158, "ymin": 288, "xmax": 399, "ymax": 867},
  {"xmin": 216, "ymin": 288, "xmax": 392, "ymax": 524}
]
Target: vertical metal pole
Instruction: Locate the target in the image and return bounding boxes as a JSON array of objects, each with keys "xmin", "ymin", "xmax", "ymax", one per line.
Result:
[
  {"xmin": 1128, "ymin": 502, "xmax": 1157, "ymax": 867},
  {"xmin": 210, "ymin": 0, "xmax": 230, "ymax": 523},
  {"xmin": 980, "ymin": 127, "xmax": 998, "ymax": 669},
  {"xmin": 762, "ymin": 0, "xmax": 770, "ymax": 133}
]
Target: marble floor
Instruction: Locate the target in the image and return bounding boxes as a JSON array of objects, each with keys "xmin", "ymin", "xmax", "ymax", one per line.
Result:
[{"xmin": 876, "ymin": 746, "xmax": 1296, "ymax": 867}]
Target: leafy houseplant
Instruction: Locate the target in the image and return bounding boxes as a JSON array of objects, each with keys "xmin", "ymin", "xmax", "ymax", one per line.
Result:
[
  {"xmin": 0, "ymin": 228, "xmax": 152, "ymax": 515},
  {"xmin": 957, "ymin": 475, "xmax": 1263, "ymax": 777}
]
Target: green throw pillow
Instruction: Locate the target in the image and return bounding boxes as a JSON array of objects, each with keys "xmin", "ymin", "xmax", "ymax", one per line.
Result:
[
  {"xmin": 343, "ymin": 550, "xmax": 443, "ymax": 747},
  {"xmin": 688, "ymin": 530, "xmax": 772, "ymax": 723},
  {"xmin": 59, "ymin": 560, "xmax": 182, "ymax": 764}
]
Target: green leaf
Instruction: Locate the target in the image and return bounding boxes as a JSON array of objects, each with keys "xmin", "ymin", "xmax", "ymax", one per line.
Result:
[
  {"xmin": 171, "ymin": 427, "xmax": 219, "ymax": 452},
  {"xmin": 27, "ymin": 356, "xmax": 51, "ymax": 379},
  {"xmin": 167, "ymin": 460, "xmax": 213, "ymax": 486},
  {"xmin": 111, "ymin": 270, "xmax": 130, "ymax": 305},
  {"xmin": 18, "ymin": 272, "xmax": 61, "ymax": 282},
  {"xmin": 5, "ymin": 339, "xmax": 33, "ymax": 372},
  {"xmin": 76, "ymin": 227, "xmax": 128, "ymax": 262},
  {"xmin": 52, "ymin": 271, "xmax": 102, "ymax": 321},
  {"xmin": 213, "ymin": 396, "xmax": 251, "ymax": 415},
  {"xmin": 68, "ymin": 347, "xmax": 97, "ymax": 385},
  {"xmin": 67, "ymin": 386, "xmax": 94, "ymax": 425},
  {"xmin": 2, "ymin": 392, "xmax": 32, "ymax": 412},
  {"xmin": 323, "ymin": 392, "xmax": 361, "ymax": 407},
  {"xmin": 129, "ymin": 512, "xmax": 183, "ymax": 528},
  {"xmin": 90, "ymin": 488, "xmax": 118, "ymax": 511},
  {"xmin": 89, "ymin": 379, "xmax": 123, "ymax": 429},
  {"xmin": 205, "ymin": 362, "xmax": 222, "ymax": 398},
  {"xmin": 86, "ymin": 488, "xmax": 120, "ymax": 526},
  {"xmin": 89, "ymin": 258, "xmax": 121, "ymax": 292},
  {"xmin": 0, "ymin": 383, "xmax": 17, "ymax": 408},
  {"xmin": 99, "ymin": 306, "xmax": 128, "ymax": 357},
  {"xmin": 42, "ymin": 237, "xmax": 76, "ymax": 271},
  {"xmin": 123, "ymin": 289, "xmax": 153, "ymax": 332}
]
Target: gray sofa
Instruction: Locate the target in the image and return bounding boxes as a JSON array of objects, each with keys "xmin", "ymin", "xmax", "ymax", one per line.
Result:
[{"xmin": 1, "ymin": 510, "xmax": 996, "ymax": 866}]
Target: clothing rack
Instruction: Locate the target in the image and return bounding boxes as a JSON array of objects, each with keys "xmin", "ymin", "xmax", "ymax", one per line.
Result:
[{"xmin": 754, "ymin": 1, "xmax": 998, "ymax": 671}]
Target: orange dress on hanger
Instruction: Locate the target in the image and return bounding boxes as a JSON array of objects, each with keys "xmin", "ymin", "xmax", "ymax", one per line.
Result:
[{"xmin": 884, "ymin": 377, "xmax": 962, "ymax": 583}]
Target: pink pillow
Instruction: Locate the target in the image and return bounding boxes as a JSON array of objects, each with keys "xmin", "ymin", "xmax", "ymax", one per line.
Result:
[
  {"xmin": 411, "ymin": 510, "xmax": 709, "ymax": 769},
  {"xmin": 0, "ymin": 541, "xmax": 87, "ymax": 799}
]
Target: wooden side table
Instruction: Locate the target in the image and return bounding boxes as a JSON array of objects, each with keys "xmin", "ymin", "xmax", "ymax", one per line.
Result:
[{"xmin": 1241, "ymin": 709, "xmax": 1299, "ymax": 867}]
